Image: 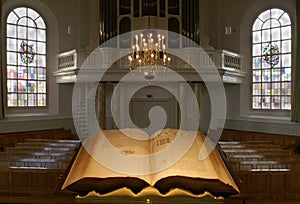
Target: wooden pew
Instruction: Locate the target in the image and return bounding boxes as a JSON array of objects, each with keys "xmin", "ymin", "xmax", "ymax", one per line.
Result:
[
  {"xmin": 5, "ymin": 146, "xmax": 74, "ymax": 153},
  {"xmin": 0, "ymin": 129, "xmax": 76, "ymax": 149},
  {"xmin": 0, "ymin": 151, "xmax": 74, "ymax": 160},
  {"xmin": 0, "ymin": 166, "xmax": 77, "ymax": 204},
  {"xmin": 25, "ymin": 138, "xmax": 80, "ymax": 144},
  {"xmin": 0, "ymin": 158, "xmax": 71, "ymax": 169}
]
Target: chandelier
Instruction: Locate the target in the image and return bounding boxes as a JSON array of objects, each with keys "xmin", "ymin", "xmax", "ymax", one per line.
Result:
[{"xmin": 128, "ymin": 32, "xmax": 171, "ymax": 80}]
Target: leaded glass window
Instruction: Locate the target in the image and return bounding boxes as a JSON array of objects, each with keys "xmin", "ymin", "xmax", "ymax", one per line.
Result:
[
  {"xmin": 6, "ymin": 7, "xmax": 47, "ymax": 107},
  {"xmin": 252, "ymin": 8, "xmax": 291, "ymax": 110}
]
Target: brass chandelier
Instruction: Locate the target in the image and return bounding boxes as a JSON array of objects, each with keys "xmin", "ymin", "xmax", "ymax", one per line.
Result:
[{"xmin": 128, "ymin": 32, "xmax": 171, "ymax": 80}]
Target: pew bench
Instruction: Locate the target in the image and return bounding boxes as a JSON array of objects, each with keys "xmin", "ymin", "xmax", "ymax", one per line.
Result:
[
  {"xmin": 5, "ymin": 146, "xmax": 74, "ymax": 153},
  {"xmin": 0, "ymin": 157, "xmax": 71, "ymax": 169},
  {"xmin": 0, "ymin": 151, "xmax": 74, "ymax": 160}
]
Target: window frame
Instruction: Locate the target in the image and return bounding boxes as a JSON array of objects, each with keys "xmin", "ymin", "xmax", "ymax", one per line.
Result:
[
  {"xmin": 239, "ymin": 1, "xmax": 296, "ymax": 120},
  {"xmin": 251, "ymin": 8, "xmax": 292, "ymax": 111},
  {"xmin": 4, "ymin": 6, "xmax": 49, "ymax": 111}
]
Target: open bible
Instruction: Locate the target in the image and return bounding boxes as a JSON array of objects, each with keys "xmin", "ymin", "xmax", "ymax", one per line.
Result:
[{"xmin": 62, "ymin": 129, "xmax": 240, "ymax": 198}]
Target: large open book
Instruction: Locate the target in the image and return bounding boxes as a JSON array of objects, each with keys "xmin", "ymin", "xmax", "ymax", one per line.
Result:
[{"xmin": 62, "ymin": 129, "xmax": 240, "ymax": 198}]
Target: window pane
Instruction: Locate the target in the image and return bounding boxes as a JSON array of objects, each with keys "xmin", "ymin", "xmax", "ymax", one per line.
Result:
[
  {"xmin": 253, "ymin": 57, "xmax": 261, "ymax": 69},
  {"xmin": 7, "ymin": 80, "xmax": 17, "ymax": 93},
  {"xmin": 28, "ymin": 81, "xmax": 37, "ymax": 93},
  {"xmin": 28, "ymin": 8, "xmax": 39, "ymax": 20},
  {"xmin": 262, "ymin": 83, "xmax": 271, "ymax": 95},
  {"xmin": 14, "ymin": 7, "xmax": 27, "ymax": 18},
  {"xmin": 282, "ymin": 82, "xmax": 291, "ymax": 95},
  {"xmin": 271, "ymin": 27, "xmax": 280, "ymax": 41},
  {"xmin": 18, "ymin": 94, "xmax": 28, "ymax": 106},
  {"xmin": 18, "ymin": 80, "xmax": 27, "ymax": 93},
  {"xmin": 7, "ymin": 52, "xmax": 17, "ymax": 65},
  {"xmin": 18, "ymin": 26, "xmax": 27, "ymax": 39},
  {"xmin": 270, "ymin": 19, "xmax": 280, "ymax": 28},
  {"xmin": 262, "ymin": 69, "xmax": 271, "ymax": 82},
  {"xmin": 281, "ymin": 96, "xmax": 291, "ymax": 110},
  {"xmin": 253, "ymin": 44, "xmax": 261, "ymax": 56},
  {"xmin": 7, "ymin": 24, "xmax": 17, "ymax": 38},
  {"xmin": 253, "ymin": 96, "xmax": 261, "ymax": 109},
  {"xmin": 37, "ymin": 55, "xmax": 46, "ymax": 67},
  {"xmin": 262, "ymin": 96, "xmax": 271, "ymax": 109},
  {"xmin": 38, "ymin": 94, "xmax": 46, "ymax": 106},
  {"xmin": 259, "ymin": 10, "xmax": 270, "ymax": 21},
  {"xmin": 37, "ymin": 29, "xmax": 46, "ymax": 41},
  {"xmin": 262, "ymin": 29, "xmax": 270, "ymax": 42},
  {"xmin": 282, "ymin": 26, "xmax": 291, "ymax": 39},
  {"xmin": 279, "ymin": 13, "xmax": 291, "ymax": 26},
  {"xmin": 38, "ymin": 81, "xmax": 46, "ymax": 93},
  {"xmin": 272, "ymin": 83, "xmax": 281, "ymax": 95},
  {"xmin": 253, "ymin": 70, "xmax": 261, "ymax": 82},
  {"xmin": 28, "ymin": 27, "xmax": 37, "ymax": 40},
  {"xmin": 271, "ymin": 9, "xmax": 284, "ymax": 19},
  {"xmin": 282, "ymin": 40, "xmax": 291, "ymax": 53},
  {"xmin": 37, "ymin": 68, "xmax": 46, "ymax": 80},
  {"xmin": 28, "ymin": 94, "xmax": 37, "ymax": 107},
  {"xmin": 7, "ymin": 94, "xmax": 18, "ymax": 107},
  {"xmin": 262, "ymin": 20, "xmax": 271, "ymax": 29},
  {"xmin": 7, "ymin": 66, "xmax": 17, "ymax": 79},
  {"xmin": 19, "ymin": 40, "xmax": 36, "ymax": 65},
  {"xmin": 272, "ymin": 69, "xmax": 281, "ymax": 82},
  {"xmin": 18, "ymin": 66, "xmax": 27, "ymax": 79},
  {"xmin": 253, "ymin": 83, "xmax": 261, "ymax": 95},
  {"xmin": 253, "ymin": 31, "xmax": 261, "ymax": 43},
  {"xmin": 37, "ymin": 42, "xmax": 46, "ymax": 54},
  {"xmin": 28, "ymin": 67, "xmax": 37, "ymax": 80},
  {"xmin": 7, "ymin": 12, "xmax": 18, "ymax": 24},
  {"xmin": 282, "ymin": 54, "xmax": 291, "ymax": 67},
  {"xmin": 253, "ymin": 19, "xmax": 263, "ymax": 31},
  {"xmin": 7, "ymin": 38, "xmax": 17, "ymax": 51},
  {"xmin": 271, "ymin": 97, "xmax": 281, "ymax": 109},
  {"xmin": 18, "ymin": 18, "xmax": 27, "ymax": 26},
  {"xmin": 282, "ymin": 68, "xmax": 291, "ymax": 81},
  {"xmin": 35, "ymin": 17, "xmax": 46, "ymax": 29},
  {"xmin": 27, "ymin": 19, "xmax": 36, "ymax": 27}
]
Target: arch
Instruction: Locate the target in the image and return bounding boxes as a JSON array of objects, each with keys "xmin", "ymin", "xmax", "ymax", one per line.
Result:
[
  {"xmin": 252, "ymin": 8, "xmax": 291, "ymax": 110},
  {"xmin": 6, "ymin": 7, "xmax": 47, "ymax": 107},
  {"xmin": 239, "ymin": 0, "xmax": 296, "ymax": 118},
  {"xmin": 2, "ymin": 0, "xmax": 59, "ymax": 115}
]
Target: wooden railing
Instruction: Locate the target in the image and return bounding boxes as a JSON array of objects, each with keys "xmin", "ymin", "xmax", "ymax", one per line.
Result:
[
  {"xmin": 54, "ymin": 48, "xmax": 246, "ymax": 84},
  {"xmin": 206, "ymin": 49, "xmax": 243, "ymax": 71},
  {"xmin": 57, "ymin": 49, "xmax": 77, "ymax": 71}
]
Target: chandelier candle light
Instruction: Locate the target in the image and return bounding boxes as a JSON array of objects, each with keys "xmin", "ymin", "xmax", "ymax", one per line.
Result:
[{"xmin": 128, "ymin": 33, "xmax": 171, "ymax": 80}]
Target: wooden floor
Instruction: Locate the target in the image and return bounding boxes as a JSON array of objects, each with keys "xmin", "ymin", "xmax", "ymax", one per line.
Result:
[{"xmin": 0, "ymin": 129, "xmax": 299, "ymax": 204}]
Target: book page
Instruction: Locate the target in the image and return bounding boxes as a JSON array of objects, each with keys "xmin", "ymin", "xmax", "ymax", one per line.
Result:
[
  {"xmin": 62, "ymin": 129, "xmax": 151, "ymax": 191},
  {"xmin": 149, "ymin": 129, "xmax": 218, "ymax": 185}
]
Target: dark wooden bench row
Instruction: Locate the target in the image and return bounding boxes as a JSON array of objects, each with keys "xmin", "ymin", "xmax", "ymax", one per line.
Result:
[{"xmin": 0, "ymin": 128, "xmax": 77, "ymax": 148}]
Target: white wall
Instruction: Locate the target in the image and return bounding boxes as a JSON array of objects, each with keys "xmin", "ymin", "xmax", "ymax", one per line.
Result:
[{"xmin": 1, "ymin": 0, "xmax": 299, "ymax": 136}]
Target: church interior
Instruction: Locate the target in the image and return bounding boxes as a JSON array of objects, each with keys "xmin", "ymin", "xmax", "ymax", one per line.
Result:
[{"xmin": 1, "ymin": 0, "xmax": 300, "ymax": 203}]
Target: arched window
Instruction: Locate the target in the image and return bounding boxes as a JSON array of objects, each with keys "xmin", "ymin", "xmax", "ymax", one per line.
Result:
[
  {"xmin": 252, "ymin": 8, "xmax": 291, "ymax": 110},
  {"xmin": 6, "ymin": 7, "xmax": 47, "ymax": 107}
]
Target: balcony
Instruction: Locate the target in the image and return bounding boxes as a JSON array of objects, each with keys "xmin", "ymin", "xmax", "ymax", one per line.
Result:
[{"xmin": 53, "ymin": 48, "xmax": 245, "ymax": 84}]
